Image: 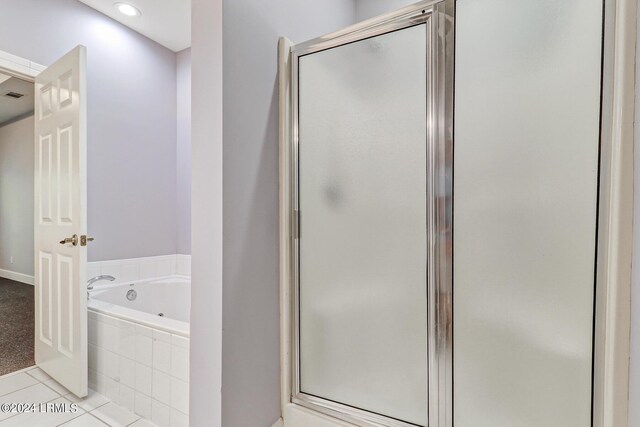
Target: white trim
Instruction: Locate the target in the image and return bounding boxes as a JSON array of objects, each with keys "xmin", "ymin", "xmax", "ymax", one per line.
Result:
[
  {"xmin": 0, "ymin": 268, "xmax": 34, "ymax": 285},
  {"xmin": 0, "ymin": 49, "xmax": 45, "ymax": 79},
  {"xmin": 278, "ymin": 35, "xmax": 295, "ymax": 421}
]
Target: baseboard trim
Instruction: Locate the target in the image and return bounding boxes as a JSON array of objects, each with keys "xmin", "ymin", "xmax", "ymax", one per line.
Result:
[
  {"xmin": 271, "ymin": 418, "xmax": 284, "ymax": 427},
  {"xmin": 0, "ymin": 269, "xmax": 34, "ymax": 285}
]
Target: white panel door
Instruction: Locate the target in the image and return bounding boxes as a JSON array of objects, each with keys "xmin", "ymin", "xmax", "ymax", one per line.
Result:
[{"xmin": 34, "ymin": 45, "xmax": 88, "ymax": 398}]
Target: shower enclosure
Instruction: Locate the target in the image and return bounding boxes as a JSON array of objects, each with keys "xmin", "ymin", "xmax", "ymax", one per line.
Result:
[{"xmin": 279, "ymin": 0, "xmax": 634, "ymax": 426}]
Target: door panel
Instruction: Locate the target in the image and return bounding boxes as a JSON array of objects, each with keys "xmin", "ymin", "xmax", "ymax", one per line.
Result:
[
  {"xmin": 454, "ymin": 1, "xmax": 602, "ymax": 426},
  {"xmin": 34, "ymin": 45, "xmax": 88, "ymax": 398},
  {"xmin": 297, "ymin": 24, "xmax": 428, "ymax": 426}
]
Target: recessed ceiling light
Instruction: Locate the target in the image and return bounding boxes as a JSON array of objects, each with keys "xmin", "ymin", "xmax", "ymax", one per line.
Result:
[{"xmin": 114, "ymin": 2, "xmax": 141, "ymax": 17}]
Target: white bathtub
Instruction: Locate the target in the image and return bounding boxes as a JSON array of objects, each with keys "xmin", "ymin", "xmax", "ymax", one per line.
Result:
[
  {"xmin": 87, "ymin": 276, "xmax": 191, "ymax": 423},
  {"xmin": 88, "ymin": 277, "xmax": 190, "ymax": 336}
]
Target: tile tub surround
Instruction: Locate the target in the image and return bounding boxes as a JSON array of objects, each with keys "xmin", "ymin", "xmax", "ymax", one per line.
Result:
[
  {"xmin": 88, "ymin": 255, "xmax": 192, "ymax": 284},
  {"xmin": 89, "ymin": 311, "xmax": 189, "ymax": 427}
]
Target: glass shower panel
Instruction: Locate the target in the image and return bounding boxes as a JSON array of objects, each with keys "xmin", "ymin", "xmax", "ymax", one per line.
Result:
[
  {"xmin": 298, "ymin": 24, "xmax": 428, "ymax": 426},
  {"xmin": 454, "ymin": 1, "xmax": 603, "ymax": 426}
]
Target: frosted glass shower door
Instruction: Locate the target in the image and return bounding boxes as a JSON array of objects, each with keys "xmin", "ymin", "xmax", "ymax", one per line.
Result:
[
  {"xmin": 297, "ymin": 24, "xmax": 428, "ymax": 426},
  {"xmin": 454, "ymin": 1, "xmax": 603, "ymax": 426}
]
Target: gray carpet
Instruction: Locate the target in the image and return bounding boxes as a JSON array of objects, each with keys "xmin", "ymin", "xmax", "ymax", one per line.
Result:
[{"xmin": 0, "ymin": 277, "xmax": 34, "ymax": 375}]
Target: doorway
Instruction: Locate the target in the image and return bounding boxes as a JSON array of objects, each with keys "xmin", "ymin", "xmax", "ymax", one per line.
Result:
[{"xmin": 0, "ymin": 72, "xmax": 35, "ymax": 375}]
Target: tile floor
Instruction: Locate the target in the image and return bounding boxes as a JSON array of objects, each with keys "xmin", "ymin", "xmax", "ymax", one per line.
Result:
[{"xmin": 0, "ymin": 365, "xmax": 158, "ymax": 426}]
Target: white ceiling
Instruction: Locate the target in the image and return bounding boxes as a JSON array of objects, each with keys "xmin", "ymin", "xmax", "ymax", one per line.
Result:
[
  {"xmin": 0, "ymin": 75, "xmax": 34, "ymax": 126},
  {"xmin": 78, "ymin": 0, "xmax": 191, "ymax": 52}
]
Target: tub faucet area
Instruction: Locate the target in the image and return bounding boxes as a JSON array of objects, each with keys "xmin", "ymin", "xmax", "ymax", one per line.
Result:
[{"xmin": 87, "ymin": 275, "xmax": 115, "ymax": 290}]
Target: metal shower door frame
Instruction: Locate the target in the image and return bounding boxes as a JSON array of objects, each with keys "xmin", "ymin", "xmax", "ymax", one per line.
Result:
[{"xmin": 287, "ymin": 1, "xmax": 455, "ymax": 426}]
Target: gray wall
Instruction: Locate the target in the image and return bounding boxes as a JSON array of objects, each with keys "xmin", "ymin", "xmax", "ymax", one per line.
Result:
[
  {"xmin": 177, "ymin": 48, "xmax": 192, "ymax": 255},
  {"xmin": 221, "ymin": 1, "xmax": 355, "ymax": 426},
  {"xmin": 354, "ymin": 0, "xmax": 422, "ymax": 21},
  {"xmin": 0, "ymin": 0, "xmax": 179, "ymax": 262},
  {"xmin": 190, "ymin": 0, "xmax": 223, "ymax": 425},
  {"xmin": 0, "ymin": 116, "xmax": 34, "ymax": 276}
]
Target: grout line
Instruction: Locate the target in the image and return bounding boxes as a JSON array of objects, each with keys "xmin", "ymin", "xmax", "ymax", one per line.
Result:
[
  {"xmin": 87, "ymin": 412, "xmax": 110, "ymax": 426},
  {"xmin": 0, "ymin": 379, "xmax": 44, "ymax": 398},
  {"xmin": 53, "ymin": 409, "xmax": 85, "ymax": 427},
  {"xmin": 88, "ymin": 400, "xmax": 110, "ymax": 411},
  {"xmin": 42, "ymin": 380, "xmax": 70, "ymax": 396}
]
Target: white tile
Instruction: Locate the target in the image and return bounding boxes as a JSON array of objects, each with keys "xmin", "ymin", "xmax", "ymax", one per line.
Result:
[
  {"xmin": 119, "ymin": 356, "xmax": 136, "ymax": 388},
  {"xmin": 130, "ymin": 419, "xmax": 159, "ymax": 427},
  {"xmin": 104, "ymin": 349, "xmax": 120, "ymax": 380},
  {"xmin": 0, "ymin": 372, "xmax": 39, "ymax": 396},
  {"xmin": 88, "ymin": 370, "xmax": 103, "ymax": 393},
  {"xmin": 67, "ymin": 388, "xmax": 110, "ymax": 411},
  {"xmin": 170, "ymin": 377, "xmax": 189, "ymax": 414},
  {"xmin": 120, "ymin": 261, "xmax": 140, "ymax": 283},
  {"xmin": 171, "ymin": 409, "xmax": 189, "ymax": 427},
  {"xmin": 91, "ymin": 402, "xmax": 139, "ymax": 427},
  {"xmin": 152, "ymin": 370, "xmax": 171, "ymax": 405},
  {"xmin": 60, "ymin": 413, "xmax": 109, "ymax": 426},
  {"xmin": 151, "ymin": 399, "xmax": 171, "ymax": 427},
  {"xmin": 89, "ymin": 344, "xmax": 99, "ymax": 372},
  {"xmin": 87, "ymin": 262, "xmax": 102, "ymax": 280},
  {"xmin": 176, "ymin": 255, "xmax": 191, "ymax": 276},
  {"xmin": 170, "ymin": 342, "xmax": 189, "ymax": 382},
  {"xmin": 153, "ymin": 329, "xmax": 171, "ymax": 344},
  {"xmin": 95, "ymin": 347, "xmax": 106, "ymax": 374},
  {"xmin": 171, "ymin": 335, "xmax": 189, "ymax": 349},
  {"xmin": 118, "ymin": 321, "xmax": 137, "ymax": 360},
  {"xmin": 139, "ymin": 260, "xmax": 156, "ymax": 280},
  {"xmin": 0, "ymin": 384, "xmax": 60, "ymax": 421},
  {"xmin": 119, "ymin": 384, "xmax": 135, "ymax": 412},
  {"xmin": 0, "ymin": 397, "xmax": 85, "ymax": 427},
  {"xmin": 103, "ymin": 376, "xmax": 120, "ymax": 403},
  {"xmin": 25, "ymin": 367, "xmax": 51, "ymax": 383},
  {"xmin": 137, "ymin": 324, "xmax": 153, "ymax": 337},
  {"xmin": 136, "ymin": 332, "xmax": 153, "ymax": 367},
  {"xmin": 97, "ymin": 321, "xmax": 119, "ymax": 350},
  {"xmin": 156, "ymin": 257, "xmax": 173, "ymax": 277},
  {"xmin": 43, "ymin": 378, "xmax": 71, "ymax": 395},
  {"xmin": 101, "ymin": 261, "xmax": 123, "ymax": 281},
  {"xmin": 153, "ymin": 331, "xmax": 172, "ymax": 374},
  {"xmin": 99, "ymin": 314, "xmax": 119, "ymax": 326},
  {"xmin": 135, "ymin": 391, "xmax": 152, "ymax": 419},
  {"xmin": 135, "ymin": 363, "xmax": 152, "ymax": 396},
  {"xmin": 89, "ymin": 318, "xmax": 98, "ymax": 345}
]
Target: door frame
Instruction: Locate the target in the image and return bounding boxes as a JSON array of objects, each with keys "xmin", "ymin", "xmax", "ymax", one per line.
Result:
[
  {"xmin": 280, "ymin": 1, "xmax": 454, "ymax": 426},
  {"xmin": 278, "ymin": 0, "xmax": 637, "ymax": 426},
  {"xmin": 592, "ymin": 0, "xmax": 636, "ymax": 426}
]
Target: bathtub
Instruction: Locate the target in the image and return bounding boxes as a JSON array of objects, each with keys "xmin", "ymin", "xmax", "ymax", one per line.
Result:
[
  {"xmin": 87, "ymin": 276, "xmax": 190, "ymax": 424},
  {"xmin": 89, "ymin": 277, "xmax": 190, "ymax": 336}
]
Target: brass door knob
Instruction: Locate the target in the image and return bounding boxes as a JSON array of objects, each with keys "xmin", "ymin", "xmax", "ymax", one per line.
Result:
[{"xmin": 59, "ymin": 234, "xmax": 78, "ymax": 246}]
